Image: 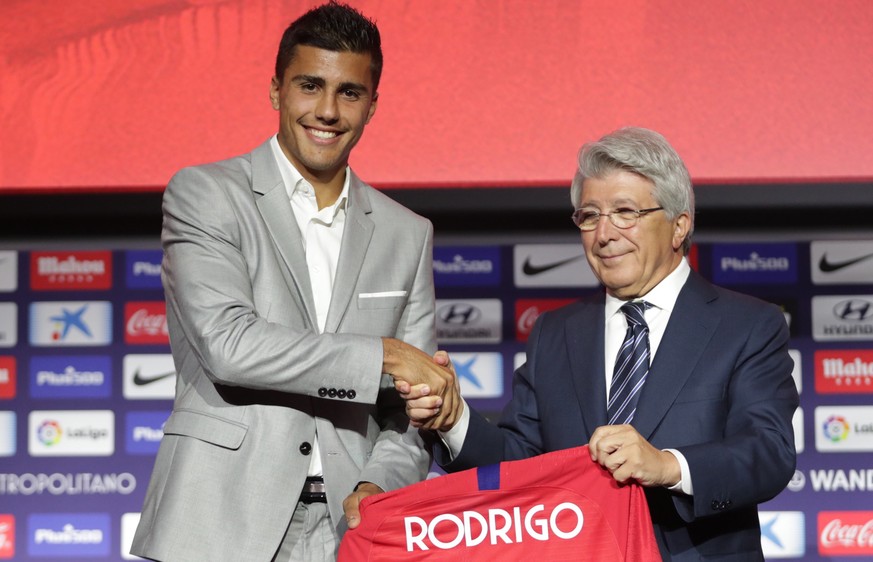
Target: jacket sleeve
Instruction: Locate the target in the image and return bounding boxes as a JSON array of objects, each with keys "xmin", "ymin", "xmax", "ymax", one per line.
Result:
[{"xmin": 675, "ymin": 303, "xmax": 798, "ymax": 521}]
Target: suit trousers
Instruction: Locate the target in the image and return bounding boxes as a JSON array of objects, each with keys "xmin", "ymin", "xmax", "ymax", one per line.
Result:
[{"xmin": 272, "ymin": 501, "xmax": 338, "ymax": 562}]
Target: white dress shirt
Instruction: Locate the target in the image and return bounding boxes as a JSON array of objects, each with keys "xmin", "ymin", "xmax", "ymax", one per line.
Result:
[
  {"xmin": 270, "ymin": 135, "xmax": 350, "ymax": 478},
  {"xmin": 442, "ymin": 258, "xmax": 695, "ymax": 494}
]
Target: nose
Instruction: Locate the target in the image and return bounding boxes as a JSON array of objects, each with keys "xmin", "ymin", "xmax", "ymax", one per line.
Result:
[
  {"xmin": 315, "ymin": 93, "xmax": 339, "ymax": 124},
  {"xmin": 592, "ymin": 213, "xmax": 618, "ymax": 243}
]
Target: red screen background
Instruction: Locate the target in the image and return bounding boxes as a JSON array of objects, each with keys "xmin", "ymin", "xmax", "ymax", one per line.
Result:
[{"xmin": 2, "ymin": 0, "xmax": 872, "ymax": 191}]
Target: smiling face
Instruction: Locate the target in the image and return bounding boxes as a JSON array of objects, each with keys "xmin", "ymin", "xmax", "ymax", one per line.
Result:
[
  {"xmin": 270, "ymin": 45, "xmax": 377, "ymax": 189},
  {"xmin": 579, "ymin": 169, "xmax": 690, "ymax": 299}
]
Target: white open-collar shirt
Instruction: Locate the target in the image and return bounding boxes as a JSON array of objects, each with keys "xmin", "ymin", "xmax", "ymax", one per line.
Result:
[{"xmin": 271, "ymin": 135, "xmax": 350, "ymax": 478}]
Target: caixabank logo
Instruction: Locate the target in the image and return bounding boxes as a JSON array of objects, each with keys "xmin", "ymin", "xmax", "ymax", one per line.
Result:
[
  {"xmin": 758, "ymin": 511, "xmax": 805, "ymax": 558},
  {"xmin": 0, "ymin": 304, "xmax": 16, "ymax": 349},
  {"xmin": 812, "ymin": 295, "xmax": 873, "ymax": 341},
  {"xmin": 816, "ymin": 350, "xmax": 873, "ymax": 393},
  {"xmin": 30, "ymin": 250, "xmax": 112, "ymax": 291},
  {"xmin": 27, "ymin": 513, "xmax": 110, "ymax": 558},
  {"xmin": 448, "ymin": 352, "xmax": 503, "ymax": 399},
  {"xmin": 815, "ymin": 406, "xmax": 873, "ymax": 452},
  {"xmin": 29, "ymin": 301, "xmax": 112, "ymax": 347},
  {"xmin": 28, "ymin": 410, "xmax": 114, "ymax": 456},
  {"xmin": 818, "ymin": 511, "xmax": 873, "ymax": 557}
]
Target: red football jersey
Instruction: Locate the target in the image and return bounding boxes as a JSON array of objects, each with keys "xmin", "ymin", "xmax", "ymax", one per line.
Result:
[{"xmin": 339, "ymin": 445, "xmax": 661, "ymax": 561}]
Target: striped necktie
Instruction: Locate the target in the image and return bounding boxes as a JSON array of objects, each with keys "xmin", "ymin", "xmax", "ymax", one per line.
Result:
[{"xmin": 607, "ymin": 301, "xmax": 652, "ymax": 425}]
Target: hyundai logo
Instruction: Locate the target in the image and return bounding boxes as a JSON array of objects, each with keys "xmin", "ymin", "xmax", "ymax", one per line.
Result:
[
  {"xmin": 833, "ymin": 299, "xmax": 873, "ymax": 321},
  {"xmin": 437, "ymin": 304, "xmax": 481, "ymax": 325}
]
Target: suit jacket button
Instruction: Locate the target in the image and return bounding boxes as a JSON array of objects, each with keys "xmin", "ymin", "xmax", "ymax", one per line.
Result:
[
  {"xmin": 328, "ymin": 388, "xmax": 337, "ymax": 398},
  {"xmin": 337, "ymin": 389, "xmax": 347, "ymax": 399},
  {"xmin": 711, "ymin": 500, "xmax": 719, "ymax": 510},
  {"xmin": 299, "ymin": 442, "xmax": 312, "ymax": 455},
  {"xmin": 347, "ymin": 390, "xmax": 356, "ymax": 399},
  {"xmin": 318, "ymin": 388, "xmax": 328, "ymax": 397}
]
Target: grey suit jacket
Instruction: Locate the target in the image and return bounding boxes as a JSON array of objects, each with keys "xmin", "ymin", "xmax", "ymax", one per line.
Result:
[{"xmin": 132, "ymin": 139, "xmax": 435, "ymax": 562}]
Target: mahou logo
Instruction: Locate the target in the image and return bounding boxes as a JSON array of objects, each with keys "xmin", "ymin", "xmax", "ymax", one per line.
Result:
[
  {"xmin": 816, "ymin": 350, "xmax": 873, "ymax": 393},
  {"xmin": 514, "ymin": 299, "xmax": 576, "ymax": 342},
  {"xmin": 31, "ymin": 251, "xmax": 112, "ymax": 291},
  {"xmin": 819, "ymin": 511, "xmax": 873, "ymax": 556},
  {"xmin": 125, "ymin": 302, "xmax": 168, "ymax": 345}
]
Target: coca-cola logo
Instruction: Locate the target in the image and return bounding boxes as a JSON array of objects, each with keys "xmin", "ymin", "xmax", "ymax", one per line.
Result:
[
  {"xmin": 819, "ymin": 512, "xmax": 873, "ymax": 555},
  {"xmin": 126, "ymin": 309, "xmax": 168, "ymax": 336},
  {"xmin": 124, "ymin": 302, "xmax": 168, "ymax": 344},
  {"xmin": 514, "ymin": 299, "xmax": 576, "ymax": 342},
  {"xmin": 516, "ymin": 307, "xmax": 540, "ymax": 335}
]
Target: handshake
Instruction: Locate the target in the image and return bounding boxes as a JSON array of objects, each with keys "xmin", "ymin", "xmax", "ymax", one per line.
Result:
[{"xmin": 382, "ymin": 338, "xmax": 463, "ymax": 432}]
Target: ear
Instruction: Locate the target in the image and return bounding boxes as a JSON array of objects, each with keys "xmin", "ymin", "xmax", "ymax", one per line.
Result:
[
  {"xmin": 671, "ymin": 212, "xmax": 691, "ymax": 251},
  {"xmin": 269, "ymin": 76, "xmax": 281, "ymax": 111},
  {"xmin": 365, "ymin": 93, "xmax": 378, "ymax": 124}
]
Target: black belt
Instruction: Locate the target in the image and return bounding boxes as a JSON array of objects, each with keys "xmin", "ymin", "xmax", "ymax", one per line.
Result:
[{"xmin": 300, "ymin": 477, "xmax": 327, "ymax": 503}]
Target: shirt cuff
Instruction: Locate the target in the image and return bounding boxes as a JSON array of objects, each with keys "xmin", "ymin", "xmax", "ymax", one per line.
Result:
[
  {"xmin": 664, "ymin": 448, "xmax": 693, "ymax": 495},
  {"xmin": 437, "ymin": 398, "xmax": 471, "ymax": 461}
]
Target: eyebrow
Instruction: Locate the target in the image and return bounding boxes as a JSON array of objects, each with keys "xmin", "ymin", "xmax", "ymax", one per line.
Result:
[
  {"xmin": 580, "ymin": 198, "xmax": 639, "ymax": 209},
  {"xmin": 290, "ymin": 74, "xmax": 369, "ymax": 94}
]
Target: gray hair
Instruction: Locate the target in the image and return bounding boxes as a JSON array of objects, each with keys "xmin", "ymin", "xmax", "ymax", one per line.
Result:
[{"xmin": 570, "ymin": 127, "xmax": 695, "ymax": 254}]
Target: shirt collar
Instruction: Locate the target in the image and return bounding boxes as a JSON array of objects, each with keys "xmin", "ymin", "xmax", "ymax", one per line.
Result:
[
  {"xmin": 605, "ymin": 258, "xmax": 691, "ymax": 318},
  {"xmin": 269, "ymin": 134, "xmax": 351, "ymax": 214}
]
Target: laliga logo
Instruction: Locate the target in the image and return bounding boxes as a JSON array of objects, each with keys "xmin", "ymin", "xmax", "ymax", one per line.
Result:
[
  {"xmin": 823, "ymin": 416, "xmax": 850, "ymax": 443},
  {"xmin": 38, "ymin": 420, "xmax": 63, "ymax": 446},
  {"xmin": 404, "ymin": 502, "xmax": 584, "ymax": 552}
]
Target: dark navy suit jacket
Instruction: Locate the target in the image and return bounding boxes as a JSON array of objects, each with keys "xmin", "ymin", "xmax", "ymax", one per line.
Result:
[{"xmin": 435, "ymin": 270, "xmax": 799, "ymax": 561}]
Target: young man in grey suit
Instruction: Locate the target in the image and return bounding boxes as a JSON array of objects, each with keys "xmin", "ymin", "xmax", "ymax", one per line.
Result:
[
  {"xmin": 403, "ymin": 127, "xmax": 799, "ymax": 560},
  {"xmin": 131, "ymin": 3, "xmax": 458, "ymax": 561}
]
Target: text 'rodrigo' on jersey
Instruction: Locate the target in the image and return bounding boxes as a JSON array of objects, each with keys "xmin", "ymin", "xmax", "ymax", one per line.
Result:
[{"xmin": 338, "ymin": 445, "xmax": 661, "ymax": 561}]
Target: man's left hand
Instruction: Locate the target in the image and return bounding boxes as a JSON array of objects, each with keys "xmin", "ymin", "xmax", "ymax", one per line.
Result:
[
  {"xmin": 343, "ymin": 482, "xmax": 384, "ymax": 529},
  {"xmin": 588, "ymin": 424, "xmax": 680, "ymax": 488}
]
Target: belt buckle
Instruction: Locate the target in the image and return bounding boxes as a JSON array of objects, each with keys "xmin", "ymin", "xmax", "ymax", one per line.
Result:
[{"xmin": 300, "ymin": 477, "xmax": 326, "ymax": 504}]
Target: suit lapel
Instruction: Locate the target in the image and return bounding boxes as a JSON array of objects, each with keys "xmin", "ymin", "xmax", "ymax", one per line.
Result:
[
  {"xmin": 324, "ymin": 172, "xmax": 374, "ymax": 333},
  {"xmin": 251, "ymin": 140, "xmax": 318, "ymax": 327},
  {"xmin": 566, "ymin": 296, "xmax": 608, "ymax": 436},
  {"xmin": 632, "ymin": 271, "xmax": 720, "ymax": 439}
]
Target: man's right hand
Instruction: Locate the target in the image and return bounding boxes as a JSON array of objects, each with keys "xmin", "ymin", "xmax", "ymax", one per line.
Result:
[{"xmin": 393, "ymin": 350, "xmax": 463, "ymax": 431}]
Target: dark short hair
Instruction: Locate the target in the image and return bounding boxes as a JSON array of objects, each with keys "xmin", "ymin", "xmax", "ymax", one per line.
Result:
[{"xmin": 275, "ymin": 1, "xmax": 383, "ymax": 92}]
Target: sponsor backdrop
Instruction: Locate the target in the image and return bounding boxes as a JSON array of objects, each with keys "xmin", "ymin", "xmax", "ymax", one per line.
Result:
[{"xmin": 1, "ymin": 240, "xmax": 873, "ymax": 560}]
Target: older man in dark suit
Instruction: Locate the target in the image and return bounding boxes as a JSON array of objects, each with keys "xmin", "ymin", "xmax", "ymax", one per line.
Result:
[{"xmin": 403, "ymin": 127, "xmax": 799, "ymax": 561}]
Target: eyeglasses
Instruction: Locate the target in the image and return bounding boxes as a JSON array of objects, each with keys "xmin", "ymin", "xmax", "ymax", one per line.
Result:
[{"xmin": 571, "ymin": 207, "xmax": 664, "ymax": 231}]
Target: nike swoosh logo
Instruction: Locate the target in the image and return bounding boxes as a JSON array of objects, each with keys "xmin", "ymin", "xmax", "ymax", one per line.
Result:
[
  {"xmin": 522, "ymin": 255, "xmax": 585, "ymax": 276},
  {"xmin": 819, "ymin": 252, "xmax": 873, "ymax": 273},
  {"xmin": 132, "ymin": 368, "xmax": 176, "ymax": 386}
]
